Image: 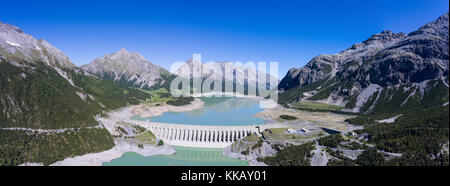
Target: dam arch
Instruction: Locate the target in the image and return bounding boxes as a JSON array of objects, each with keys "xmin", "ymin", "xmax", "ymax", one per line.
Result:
[{"xmin": 136, "ymin": 121, "xmax": 259, "ymax": 148}]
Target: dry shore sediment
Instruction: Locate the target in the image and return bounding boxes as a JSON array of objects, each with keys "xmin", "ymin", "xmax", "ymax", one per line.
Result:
[
  {"xmin": 50, "ymin": 139, "xmax": 175, "ymax": 166},
  {"xmin": 131, "ymin": 98, "xmax": 204, "ymax": 118}
]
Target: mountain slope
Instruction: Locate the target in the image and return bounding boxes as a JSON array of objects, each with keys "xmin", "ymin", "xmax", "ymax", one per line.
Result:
[
  {"xmin": 0, "ymin": 22, "xmax": 151, "ymax": 165},
  {"xmin": 278, "ymin": 13, "xmax": 449, "ymax": 115},
  {"xmin": 276, "ymin": 13, "xmax": 449, "ymax": 166},
  {"xmin": 81, "ymin": 48, "xmax": 175, "ymax": 90}
]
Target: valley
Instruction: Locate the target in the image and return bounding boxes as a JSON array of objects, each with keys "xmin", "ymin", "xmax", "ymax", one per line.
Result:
[
  {"xmin": 0, "ymin": 11, "xmax": 448, "ymax": 166},
  {"xmin": 48, "ymin": 94, "xmax": 361, "ymax": 166}
]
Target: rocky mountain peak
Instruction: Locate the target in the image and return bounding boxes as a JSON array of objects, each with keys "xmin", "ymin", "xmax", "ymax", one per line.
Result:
[
  {"xmin": 0, "ymin": 22, "xmax": 23, "ymax": 34},
  {"xmin": 409, "ymin": 12, "xmax": 449, "ymax": 40},
  {"xmin": 118, "ymin": 48, "xmax": 129, "ymax": 53},
  {"xmin": 336, "ymin": 30, "xmax": 407, "ymax": 63},
  {"xmin": 106, "ymin": 48, "xmax": 147, "ymax": 62},
  {"xmin": 0, "ymin": 22, "xmax": 75, "ymax": 68},
  {"xmin": 363, "ymin": 30, "xmax": 406, "ymax": 45},
  {"xmin": 436, "ymin": 12, "xmax": 449, "ymax": 23},
  {"xmin": 81, "ymin": 48, "xmax": 172, "ymax": 89},
  {"xmin": 114, "ymin": 48, "xmax": 133, "ymax": 57},
  {"xmin": 423, "ymin": 12, "xmax": 449, "ymax": 29}
]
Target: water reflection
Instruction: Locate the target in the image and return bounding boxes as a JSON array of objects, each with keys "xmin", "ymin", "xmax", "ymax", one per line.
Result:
[{"xmin": 103, "ymin": 146, "xmax": 248, "ymax": 166}]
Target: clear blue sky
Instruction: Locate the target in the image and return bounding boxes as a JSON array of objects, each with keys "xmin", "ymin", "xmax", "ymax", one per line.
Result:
[{"xmin": 1, "ymin": 0, "xmax": 448, "ymax": 77}]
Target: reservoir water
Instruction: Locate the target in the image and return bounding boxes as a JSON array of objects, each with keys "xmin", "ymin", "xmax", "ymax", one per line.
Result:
[
  {"xmin": 131, "ymin": 97, "xmax": 265, "ymax": 126},
  {"xmin": 103, "ymin": 146, "xmax": 248, "ymax": 166}
]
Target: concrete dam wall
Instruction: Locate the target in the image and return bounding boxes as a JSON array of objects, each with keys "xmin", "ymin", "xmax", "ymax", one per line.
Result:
[
  {"xmin": 127, "ymin": 120, "xmax": 259, "ymax": 148},
  {"xmin": 148, "ymin": 123, "xmax": 259, "ymax": 148}
]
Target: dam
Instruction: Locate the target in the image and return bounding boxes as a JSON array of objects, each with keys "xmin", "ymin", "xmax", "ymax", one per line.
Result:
[
  {"xmin": 121, "ymin": 97, "xmax": 268, "ymax": 148},
  {"xmin": 129, "ymin": 120, "xmax": 259, "ymax": 148},
  {"xmin": 148, "ymin": 123, "xmax": 259, "ymax": 148}
]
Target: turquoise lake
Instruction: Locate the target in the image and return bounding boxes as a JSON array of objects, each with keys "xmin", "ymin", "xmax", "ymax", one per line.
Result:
[
  {"xmin": 102, "ymin": 146, "xmax": 248, "ymax": 166},
  {"xmin": 131, "ymin": 97, "xmax": 265, "ymax": 126}
]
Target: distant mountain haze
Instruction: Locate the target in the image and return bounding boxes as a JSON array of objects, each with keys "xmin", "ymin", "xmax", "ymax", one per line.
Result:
[{"xmin": 174, "ymin": 57, "xmax": 280, "ymax": 94}]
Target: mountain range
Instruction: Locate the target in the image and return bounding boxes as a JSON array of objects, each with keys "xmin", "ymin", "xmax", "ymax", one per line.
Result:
[
  {"xmin": 0, "ymin": 12, "xmax": 448, "ymax": 166},
  {"xmin": 174, "ymin": 58, "xmax": 279, "ymax": 94}
]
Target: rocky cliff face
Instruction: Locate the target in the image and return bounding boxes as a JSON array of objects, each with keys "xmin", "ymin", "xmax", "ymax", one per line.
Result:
[
  {"xmin": 278, "ymin": 13, "xmax": 449, "ymax": 113},
  {"xmin": 81, "ymin": 48, "xmax": 173, "ymax": 90}
]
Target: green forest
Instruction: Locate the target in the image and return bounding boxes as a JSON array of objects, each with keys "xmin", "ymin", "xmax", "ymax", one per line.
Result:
[
  {"xmin": 257, "ymin": 142, "xmax": 315, "ymax": 166},
  {"xmin": 0, "ymin": 128, "xmax": 114, "ymax": 166}
]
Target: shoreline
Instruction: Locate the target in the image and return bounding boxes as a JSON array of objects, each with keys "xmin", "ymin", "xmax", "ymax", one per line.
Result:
[
  {"xmin": 50, "ymin": 139, "xmax": 176, "ymax": 166},
  {"xmin": 222, "ymin": 148, "xmax": 267, "ymax": 166}
]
